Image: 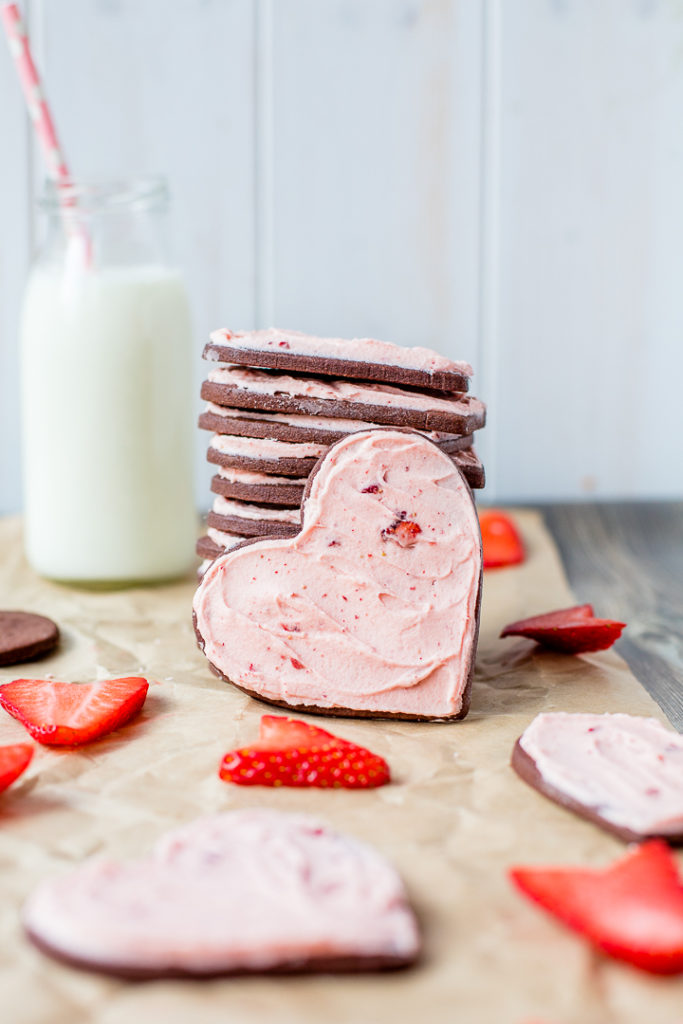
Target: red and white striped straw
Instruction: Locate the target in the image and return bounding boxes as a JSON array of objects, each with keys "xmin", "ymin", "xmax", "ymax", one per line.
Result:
[
  {"xmin": 1, "ymin": 1, "xmax": 91, "ymax": 266},
  {"xmin": 1, "ymin": 3, "xmax": 71, "ymax": 183}
]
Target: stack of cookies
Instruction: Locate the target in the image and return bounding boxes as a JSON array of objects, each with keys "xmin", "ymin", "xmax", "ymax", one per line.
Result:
[{"xmin": 196, "ymin": 329, "xmax": 486, "ymax": 573}]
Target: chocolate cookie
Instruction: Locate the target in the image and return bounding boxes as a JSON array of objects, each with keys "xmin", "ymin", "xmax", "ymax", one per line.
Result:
[
  {"xmin": 201, "ymin": 367, "xmax": 486, "ymax": 435},
  {"xmin": 211, "ymin": 471, "xmax": 305, "ymax": 507},
  {"xmin": 207, "ymin": 432, "xmax": 327, "ymax": 478},
  {"xmin": 204, "ymin": 327, "xmax": 470, "ymax": 392},
  {"xmin": 512, "ymin": 712, "xmax": 683, "ymax": 844},
  {"xmin": 199, "ymin": 403, "xmax": 476, "ymax": 450},
  {"xmin": 0, "ymin": 610, "xmax": 59, "ymax": 666},
  {"xmin": 207, "ymin": 496, "xmax": 300, "ymax": 538}
]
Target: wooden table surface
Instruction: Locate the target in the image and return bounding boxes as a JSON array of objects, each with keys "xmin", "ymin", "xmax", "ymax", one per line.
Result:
[{"xmin": 542, "ymin": 500, "xmax": 683, "ymax": 731}]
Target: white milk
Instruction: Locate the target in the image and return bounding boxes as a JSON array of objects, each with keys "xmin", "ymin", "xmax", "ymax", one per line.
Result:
[{"xmin": 21, "ymin": 264, "xmax": 197, "ymax": 583}]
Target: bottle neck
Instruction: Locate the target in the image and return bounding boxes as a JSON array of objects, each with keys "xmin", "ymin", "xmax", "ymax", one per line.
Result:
[{"xmin": 36, "ymin": 177, "xmax": 172, "ymax": 271}]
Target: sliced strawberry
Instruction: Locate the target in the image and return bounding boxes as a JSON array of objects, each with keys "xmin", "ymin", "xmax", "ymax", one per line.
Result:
[
  {"xmin": 501, "ymin": 604, "xmax": 625, "ymax": 653},
  {"xmin": 220, "ymin": 715, "xmax": 390, "ymax": 789},
  {"xmin": 510, "ymin": 841, "xmax": 683, "ymax": 975},
  {"xmin": 479, "ymin": 510, "xmax": 525, "ymax": 568},
  {"xmin": 0, "ymin": 677, "xmax": 149, "ymax": 747},
  {"xmin": 0, "ymin": 743, "xmax": 33, "ymax": 793}
]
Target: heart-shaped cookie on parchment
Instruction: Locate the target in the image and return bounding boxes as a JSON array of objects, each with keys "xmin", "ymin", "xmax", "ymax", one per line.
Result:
[
  {"xmin": 24, "ymin": 809, "xmax": 420, "ymax": 977},
  {"xmin": 194, "ymin": 429, "xmax": 482, "ymax": 721}
]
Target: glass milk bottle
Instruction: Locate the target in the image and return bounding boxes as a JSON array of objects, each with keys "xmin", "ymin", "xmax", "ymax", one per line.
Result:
[{"xmin": 20, "ymin": 177, "xmax": 197, "ymax": 585}]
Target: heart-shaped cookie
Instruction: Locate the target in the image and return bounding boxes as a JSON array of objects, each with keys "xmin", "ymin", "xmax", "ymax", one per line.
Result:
[
  {"xmin": 194, "ymin": 429, "xmax": 482, "ymax": 720},
  {"xmin": 24, "ymin": 809, "xmax": 419, "ymax": 977}
]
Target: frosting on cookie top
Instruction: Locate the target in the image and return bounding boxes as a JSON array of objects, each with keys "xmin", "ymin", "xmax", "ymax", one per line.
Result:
[
  {"xmin": 207, "ymin": 366, "xmax": 484, "ymax": 421},
  {"xmin": 208, "ymin": 327, "xmax": 472, "ymax": 377},
  {"xmin": 210, "ymin": 432, "xmax": 327, "ymax": 460},
  {"xmin": 215, "ymin": 465, "xmax": 307, "ymax": 486},
  {"xmin": 519, "ymin": 712, "xmax": 683, "ymax": 836},
  {"xmin": 23, "ymin": 809, "xmax": 419, "ymax": 974},
  {"xmin": 195, "ymin": 429, "xmax": 481, "ymax": 718}
]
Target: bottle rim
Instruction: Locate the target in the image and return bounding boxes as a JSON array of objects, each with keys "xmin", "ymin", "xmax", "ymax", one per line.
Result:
[{"xmin": 38, "ymin": 175, "xmax": 170, "ymax": 212}]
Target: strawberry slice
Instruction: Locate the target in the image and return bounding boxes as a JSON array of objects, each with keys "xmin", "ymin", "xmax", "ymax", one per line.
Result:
[
  {"xmin": 500, "ymin": 604, "xmax": 625, "ymax": 653},
  {"xmin": 0, "ymin": 677, "xmax": 149, "ymax": 747},
  {"xmin": 509, "ymin": 840, "xmax": 683, "ymax": 975},
  {"xmin": 220, "ymin": 715, "xmax": 390, "ymax": 789},
  {"xmin": 479, "ymin": 510, "xmax": 525, "ymax": 568},
  {"xmin": 0, "ymin": 743, "xmax": 33, "ymax": 793}
]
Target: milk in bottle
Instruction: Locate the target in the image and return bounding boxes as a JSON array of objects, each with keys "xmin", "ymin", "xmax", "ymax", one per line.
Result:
[{"xmin": 20, "ymin": 178, "xmax": 196, "ymax": 584}]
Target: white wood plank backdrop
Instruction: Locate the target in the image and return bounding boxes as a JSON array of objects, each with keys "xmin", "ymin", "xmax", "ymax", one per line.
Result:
[{"xmin": 1, "ymin": 0, "xmax": 682, "ymax": 515}]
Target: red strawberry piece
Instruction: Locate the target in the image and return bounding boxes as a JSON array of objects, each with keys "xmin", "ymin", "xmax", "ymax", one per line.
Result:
[
  {"xmin": 0, "ymin": 677, "xmax": 149, "ymax": 747},
  {"xmin": 509, "ymin": 840, "xmax": 683, "ymax": 975},
  {"xmin": 0, "ymin": 743, "xmax": 33, "ymax": 793},
  {"xmin": 382, "ymin": 517, "xmax": 422, "ymax": 547},
  {"xmin": 479, "ymin": 510, "xmax": 525, "ymax": 568},
  {"xmin": 220, "ymin": 715, "xmax": 391, "ymax": 789},
  {"xmin": 500, "ymin": 604, "xmax": 625, "ymax": 654}
]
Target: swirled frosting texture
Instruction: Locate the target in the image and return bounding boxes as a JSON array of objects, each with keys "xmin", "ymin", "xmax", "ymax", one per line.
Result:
[
  {"xmin": 519, "ymin": 712, "xmax": 683, "ymax": 836},
  {"xmin": 194, "ymin": 430, "xmax": 482, "ymax": 718},
  {"xmin": 24, "ymin": 810, "xmax": 419, "ymax": 974}
]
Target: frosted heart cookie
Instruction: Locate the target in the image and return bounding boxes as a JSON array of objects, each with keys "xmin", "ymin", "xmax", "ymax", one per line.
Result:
[
  {"xmin": 200, "ymin": 402, "xmax": 476, "ymax": 450},
  {"xmin": 194, "ymin": 429, "xmax": 482, "ymax": 721},
  {"xmin": 201, "ymin": 366, "xmax": 485, "ymax": 435},
  {"xmin": 204, "ymin": 327, "xmax": 471, "ymax": 392},
  {"xmin": 24, "ymin": 809, "xmax": 420, "ymax": 977},
  {"xmin": 513, "ymin": 712, "xmax": 683, "ymax": 842}
]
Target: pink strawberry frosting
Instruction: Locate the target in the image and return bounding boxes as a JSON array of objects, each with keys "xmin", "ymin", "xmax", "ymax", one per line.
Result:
[
  {"xmin": 216, "ymin": 465, "xmax": 307, "ymax": 487},
  {"xmin": 519, "ymin": 712, "xmax": 683, "ymax": 836},
  {"xmin": 212, "ymin": 495, "xmax": 301, "ymax": 524},
  {"xmin": 210, "ymin": 431, "xmax": 327, "ymax": 460},
  {"xmin": 208, "ymin": 327, "xmax": 472, "ymax": 377},
  {"xmin": 23, "ymin": 809, "xmax": 419, "ymax": 974},
  {"xmin": 194, "ymin": 430, "xmax": 482, "ymax": 718}
]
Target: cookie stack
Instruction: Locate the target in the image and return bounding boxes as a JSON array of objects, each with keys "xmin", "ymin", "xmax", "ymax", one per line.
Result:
[{"xmin": 196, "ymin": 329, "xmax": 486, "ymax": 572}]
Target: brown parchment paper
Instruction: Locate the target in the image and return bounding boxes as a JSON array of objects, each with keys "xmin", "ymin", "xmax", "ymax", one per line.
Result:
[{"xmin": 0, "ymin": 511, "xmax": 682, "ymax": 1024}]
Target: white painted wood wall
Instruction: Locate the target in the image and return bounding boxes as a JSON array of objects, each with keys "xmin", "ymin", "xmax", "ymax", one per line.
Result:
[{"xmin": 2, "ymin": 0, "xmax": 682, "ymax": 514}]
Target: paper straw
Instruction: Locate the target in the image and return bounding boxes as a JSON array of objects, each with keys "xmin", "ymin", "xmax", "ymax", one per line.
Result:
[
  {"xmin": 1, "ymin": 3, "xmax": 71, "ymax": 182},
  {"xmin": 1, "ymin": 0, "xmax": 92, "ymax": 271}
]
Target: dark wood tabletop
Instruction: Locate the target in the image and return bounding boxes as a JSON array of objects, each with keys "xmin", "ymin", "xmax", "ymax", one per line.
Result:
[{"xmin": 542, "ymin": 501, "xmax": 683, "ymax": 731}]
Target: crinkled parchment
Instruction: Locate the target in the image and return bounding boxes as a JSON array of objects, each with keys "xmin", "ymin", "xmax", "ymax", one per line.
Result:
[{"xmin": 0, "ymin": 512, "xmax": 681, "ymax": 1024}]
